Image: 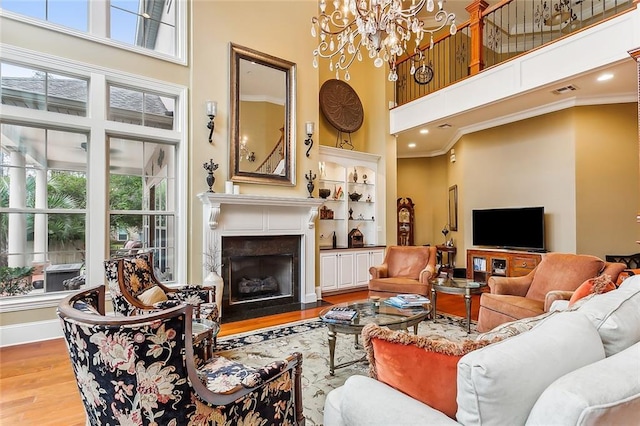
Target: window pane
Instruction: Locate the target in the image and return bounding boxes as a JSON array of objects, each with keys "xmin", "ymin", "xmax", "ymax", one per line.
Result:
[
  {"xmin": 1, "ymin": 63, "xmax": 46, "ymax": 110},
  {"xmin": 1, "ymin": 62, "xmax": 88, "ymax": 116},
  {"xmin": 47, "ymin": 72, "xmax": 88, "ymax": 116},
  {"xmin": 110, "ymin": 0, "xmax": 176, "ymax": 56},
  {"xmin": 0, "ymin": 0, "xmax": 46, "ymax": 20},
  {"xmin": 108, "ymin": 85, "xmax": 175, "ymax": 130},
  {"xmin": 48, "ymin": 0, "xmax": 88, "ymax": 32},
  {"xmin": 109, "ymin": 86, "xmax": 143, "ymax": 125}
]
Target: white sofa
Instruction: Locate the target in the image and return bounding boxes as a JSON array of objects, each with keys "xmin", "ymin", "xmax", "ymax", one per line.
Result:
[{"xmin": 324, "ymin": 275, "xmax": 640, "ymax": 425}]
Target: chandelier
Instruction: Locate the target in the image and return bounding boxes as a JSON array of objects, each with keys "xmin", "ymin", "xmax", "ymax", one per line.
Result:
[{"xmin": 311, "ymin": 0, "xmax": 457, "ymax": 82}]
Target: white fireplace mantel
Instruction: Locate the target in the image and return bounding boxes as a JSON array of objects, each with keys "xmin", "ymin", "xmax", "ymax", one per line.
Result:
[
  {"xmin": 198, "ymin": 192, "xmax": 324, "ymax": 307},
  {"xmin": 198, "ymin": 192, "xmax": 324, "ymax": 230}
]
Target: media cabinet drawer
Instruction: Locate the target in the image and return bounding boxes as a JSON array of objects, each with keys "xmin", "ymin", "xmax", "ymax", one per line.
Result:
[{"xmin": 511, "ymin": 256, "xmax": 539, "ymax": 276}]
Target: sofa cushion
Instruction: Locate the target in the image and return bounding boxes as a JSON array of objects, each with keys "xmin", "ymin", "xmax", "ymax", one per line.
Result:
[
  {"xmin": 362, "ymin": 323, "xmax": 497, "ymax": 419},
  {"xmin": 332, "ymin": 375, "xmax": 459, "ymax": 426},
  {"xmin": 526, "ymin": 342, "xmax": 640, "ymax": 426},
  {"xmin": 568, "ymin": 274, "xmax": 616, "ymax": 307},
  {"xmin": 368, "ymin": 278, "xmax": 430, "ymax": 295},
  {"xmin": 456, "ymin": 312, "xmax": 605, "ymax": 426},
  {"xmin": 575, "ymin": 274, "xmax": 640, "ymax": 356}
]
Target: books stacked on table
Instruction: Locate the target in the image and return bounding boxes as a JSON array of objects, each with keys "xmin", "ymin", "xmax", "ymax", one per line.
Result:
[
  {"xmin": 384, "ymin": 293, "xmax": 430, "ymax": 309},
  {"xmin": 323, "ymin": 307, "xmax": 358, "ymax": 324}
]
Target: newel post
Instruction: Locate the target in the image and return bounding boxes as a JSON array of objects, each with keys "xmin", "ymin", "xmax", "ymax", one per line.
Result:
[{"xmin": 466, "ymin": 0, "xmax": 489, "ymax": 75}]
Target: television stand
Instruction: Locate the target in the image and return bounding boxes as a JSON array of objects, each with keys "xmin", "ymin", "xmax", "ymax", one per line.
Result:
[{"xmin": 466, "ymin": 248, "xmax": 543, "ymax": 283}]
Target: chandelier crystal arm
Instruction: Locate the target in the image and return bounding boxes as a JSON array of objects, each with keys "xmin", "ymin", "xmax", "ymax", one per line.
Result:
[{"xmin": 311, "ymin": 0, "xmax": 456, "ymax": 82}]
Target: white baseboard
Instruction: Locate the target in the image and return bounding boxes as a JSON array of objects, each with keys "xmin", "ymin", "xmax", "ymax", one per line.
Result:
[{"xmin": 0, "ymin": 318, "xmax": 62, "ymax": 347}]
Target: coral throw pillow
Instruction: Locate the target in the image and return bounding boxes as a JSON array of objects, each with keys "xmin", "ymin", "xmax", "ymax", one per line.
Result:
[
  {"xmin": 568, "ymin": 275, "xmax": 616, "ymax": 307},
  {"xmin": 362, "ymin": 323, "xmax": 499, "ymax": 419}
]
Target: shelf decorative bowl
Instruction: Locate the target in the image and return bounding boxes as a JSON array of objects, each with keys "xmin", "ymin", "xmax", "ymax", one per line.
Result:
[
  {"xmin": 319, "ymin": 188, "xmax": 331, "ymax": 199},
  {"xmin": 349, "ymin": 192, "xmax": 362, "ymax": 202}
]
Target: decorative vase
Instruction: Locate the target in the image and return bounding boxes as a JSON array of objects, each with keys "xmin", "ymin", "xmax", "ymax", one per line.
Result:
[
  {"xmin": 353, "ymin": 167, "xmax": 358, "ymax": 183},
  {"xmin": 204, "ymin": 270, "xmax": 224, "ymax": 318}
]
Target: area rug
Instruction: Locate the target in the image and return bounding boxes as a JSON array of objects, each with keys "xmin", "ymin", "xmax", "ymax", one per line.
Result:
[{"xmin": 215, "ymin": 313, "xmax": 477, "ymax": 426}]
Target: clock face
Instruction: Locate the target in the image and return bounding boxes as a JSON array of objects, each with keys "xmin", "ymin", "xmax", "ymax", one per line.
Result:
[{"xmin": 414, "ymin": 64, "xmax": 434, "ymax": 85}]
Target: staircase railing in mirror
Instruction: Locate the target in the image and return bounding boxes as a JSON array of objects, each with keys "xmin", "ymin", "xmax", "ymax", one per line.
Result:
[{"xmin": 395, "ymin": 0, "xmax": 636, "ymax": 107}]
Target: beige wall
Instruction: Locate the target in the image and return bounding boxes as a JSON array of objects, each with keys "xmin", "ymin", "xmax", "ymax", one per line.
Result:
[
  {"xmin": 395, "ymin": 156, "xmax": 448, "ymax": 246},
  {"xmin": 575, "ymin": 103, "xmax": 639, "ymax": 258},
  {"xmin": 399, "ymin": 103, "xmax": 639, "ymax": 269},
  {"xmin": 188, "ymin": 1, "xmax": 323, "ymax": 282}
]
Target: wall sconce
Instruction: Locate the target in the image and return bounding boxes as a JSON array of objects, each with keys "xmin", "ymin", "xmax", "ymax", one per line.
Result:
[
  {"xmin": 206, "ymin": 100, "xmax": 217, "ymax": 144},
  {"xmin": 304, "ymin": 121, "xmax": 315, "ymax": 157},
  {"xmin": 450, "ymin": 148, "xmax": 456, "ymax": 163}
]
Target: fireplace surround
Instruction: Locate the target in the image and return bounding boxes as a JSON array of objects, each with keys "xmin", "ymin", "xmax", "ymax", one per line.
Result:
[{"xmin": 199, "ymin": 193, "xmax": 323, "ymax": 321}]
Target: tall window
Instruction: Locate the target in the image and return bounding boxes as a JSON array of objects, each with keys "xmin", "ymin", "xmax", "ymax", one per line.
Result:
[
  {"xmin": 0, "ymin": 0, "xmax": 182, "ymax": 61},
  {"xmin": 0, "ymin": 51, "xmax": 185, "ymax": 305},
  {"xmin": 0, "ymin": 124, "xmax": 88, "ymax": 297},
  {"xmin": 108, "ymin": 137, "xmax": 176, "ymax": 281}
]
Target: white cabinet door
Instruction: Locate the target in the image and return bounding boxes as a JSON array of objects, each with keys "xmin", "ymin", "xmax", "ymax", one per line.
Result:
[
  {"xmin": 337, "ymin": 252, "xmax": 355, "ymax": 289},
  {"xmin": 320, "ymin": 252, "xmax": 338, "ymax": 291},
  {"xmin": 355, "ymin": 251, "xmax": 371, "ymax": 286},
  {"xmin": 370, "ymin": 249, "xmax": 384, "ymax": 268}
]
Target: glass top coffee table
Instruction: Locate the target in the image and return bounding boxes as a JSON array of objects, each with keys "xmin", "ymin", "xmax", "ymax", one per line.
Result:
[
  {"xmin": 431, "ymin": 277, "xmax": 487, "ymax": 334},
  {"xmin": 319, "ymin": 298, "xmax": 431, "ymax": 375}
]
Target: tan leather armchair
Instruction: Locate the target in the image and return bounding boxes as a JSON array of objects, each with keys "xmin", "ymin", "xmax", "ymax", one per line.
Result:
[
  {"xmin": 368, "ymin": 245, "xmax": 437, "ymax": 297},
  {"xmin": 477, "ymin": 252, "xmax": 627, "ymax": 332}
]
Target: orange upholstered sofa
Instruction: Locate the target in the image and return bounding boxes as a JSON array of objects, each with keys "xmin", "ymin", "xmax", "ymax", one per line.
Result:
[
  {"xmin": 368, "ymin": 245, "xmax": 437, "ymax": 298},
  {"xmin": 477, "ymin": 252, "xmax": 626, "ymax": 332}
]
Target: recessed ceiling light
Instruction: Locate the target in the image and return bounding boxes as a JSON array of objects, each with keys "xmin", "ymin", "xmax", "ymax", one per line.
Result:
[
  {"xmin": 597, "ymin": 73, "xmax": 613, "ymax": 82},
  {"xmin": 419, "ymin": 129, "xmax": 429, "ymax": 134},
  {"xmin": 408, "ymin": 143, "xmax": 416, "ymax": 148}
]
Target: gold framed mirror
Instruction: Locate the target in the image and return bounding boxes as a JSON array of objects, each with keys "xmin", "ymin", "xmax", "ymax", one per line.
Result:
[{"xmin": 229, "ymin": 43, "xmax": 296, "ymax": 186}]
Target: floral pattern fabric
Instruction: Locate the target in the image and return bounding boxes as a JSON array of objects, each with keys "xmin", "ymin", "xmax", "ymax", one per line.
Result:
[{"xmin": 59, "ymin": 289, "xmax": 302, "ymax": 425}]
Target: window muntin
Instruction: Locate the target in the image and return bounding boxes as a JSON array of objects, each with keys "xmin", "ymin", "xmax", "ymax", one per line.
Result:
[
  {"xmin": 110, "ymin": 0, "xmax": 176, "ymax": 56},
  {"xmin": 108, "ymin": 137, "xmax": 176, "ymax": 282},
  {"xmin": 0, "ymin": 0, "xmax": 88, "ymax": 32},
  {"xmin": 108, "ymin": 85, "xmax": 175, "ymax": 130},
  {"xmin": 0, "ymin": 123, "xmax": 88, "ymax": 299},
  {"xmin": 1, "ymin": 62, "xmax": 88, "ymax": 117}
]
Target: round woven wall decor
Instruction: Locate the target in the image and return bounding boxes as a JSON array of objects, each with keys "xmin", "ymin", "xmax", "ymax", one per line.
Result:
[{"xmin": 319, "ymin": 79, "xmax": 364, "ymax": 133}]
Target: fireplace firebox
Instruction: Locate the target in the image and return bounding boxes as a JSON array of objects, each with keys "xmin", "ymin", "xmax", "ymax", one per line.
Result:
[{"xmin": 221, "ymin": 235, "xmax": 300, "ymax": 321}]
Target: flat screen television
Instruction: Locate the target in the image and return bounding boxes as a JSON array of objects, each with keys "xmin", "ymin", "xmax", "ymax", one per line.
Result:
[{"xmin": 472, "ymin": 207, "xmax": 545, "ymax": 251}]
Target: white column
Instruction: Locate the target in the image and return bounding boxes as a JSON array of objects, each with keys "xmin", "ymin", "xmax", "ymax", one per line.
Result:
[
  {"xmin": 8, "ymin": 151, "xmax": 26, "ymax": 267},
  {"xmin": 33, "ymin": 169, "xmax": 47, "ymax": 264}
]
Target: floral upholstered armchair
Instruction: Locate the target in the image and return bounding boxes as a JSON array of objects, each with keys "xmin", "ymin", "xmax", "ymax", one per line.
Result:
[
  {"xmin": 58, "ymin": 285, "xmax": 305, "ymax": 425},
  {"xmin": 104, "ymin": 251, "xmax": 218, "ymax": 323}
]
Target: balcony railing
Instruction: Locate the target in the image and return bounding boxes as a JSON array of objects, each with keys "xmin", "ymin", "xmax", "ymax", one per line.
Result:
[{"xmin": 395, "ymin": 0, "xmax": 636, "ymax": 107}]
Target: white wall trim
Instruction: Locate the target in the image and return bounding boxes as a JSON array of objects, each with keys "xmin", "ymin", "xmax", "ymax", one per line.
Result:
[{"xmin": 0, "ymin": 318, "xmax": 62, "ymax": 347}]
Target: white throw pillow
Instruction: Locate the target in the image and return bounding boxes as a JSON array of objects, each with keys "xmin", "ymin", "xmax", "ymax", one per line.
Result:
[
  {"xmin": 137, "ymin": 285, "xmax": 168, "ymax": 305},
  {"xmin": 526, "ymin": 342, "xmax": 640, "ymax": 425},
  {"xmin": 576, "ymin": 274, "xmax": 640, "ymax": 356},
  {"xmin": 456, "ymin": 312, "xmax": 605, "ymax": 426}
]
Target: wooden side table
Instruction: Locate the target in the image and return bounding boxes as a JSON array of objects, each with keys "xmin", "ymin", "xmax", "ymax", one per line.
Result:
[{"xmin": 436, "ymin": 245, "xmax": 457, "ymax": 276}]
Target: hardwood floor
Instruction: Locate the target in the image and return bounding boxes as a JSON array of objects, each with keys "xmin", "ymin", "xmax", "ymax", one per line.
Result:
[{"xmin": 0, "ymin": 290, "xmax": 482, "ymax": 425}]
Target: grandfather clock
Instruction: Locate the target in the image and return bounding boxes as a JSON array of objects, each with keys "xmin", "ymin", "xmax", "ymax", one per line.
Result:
[{"xmin": 397, "ymin": 197, "xmax": 415, "ymax": 246}]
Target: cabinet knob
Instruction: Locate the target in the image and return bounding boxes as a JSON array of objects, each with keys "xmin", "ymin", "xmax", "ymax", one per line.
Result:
[{"xmin": 521, "ymin": 262, "xmax": 527, "ymax": 267}]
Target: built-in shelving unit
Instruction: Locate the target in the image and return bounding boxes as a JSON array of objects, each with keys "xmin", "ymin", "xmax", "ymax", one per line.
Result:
[{"xmin": 318, "ymin": 146, "xmax": 385, "ymax": 295}]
